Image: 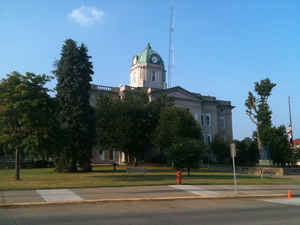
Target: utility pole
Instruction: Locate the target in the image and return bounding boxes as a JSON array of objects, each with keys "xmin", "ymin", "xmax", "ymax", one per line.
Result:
[
  {"xmin": 288, "ymin": 96, "xmax": 294, "ymax": 147},
  {"xmin": 168, "ymin": 5, "xmax": 174, "ymax": 88}
]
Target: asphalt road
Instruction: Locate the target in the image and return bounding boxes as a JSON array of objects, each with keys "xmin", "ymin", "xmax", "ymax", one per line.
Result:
[{"xmin": 1, "ymin": 198, "xmax": 300, "ymax": 225}]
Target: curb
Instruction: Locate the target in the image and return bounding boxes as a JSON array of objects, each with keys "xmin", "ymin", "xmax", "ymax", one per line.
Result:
[{"xmin": 0, "ymin": 193, "xmax": 292, "ymax": 208}]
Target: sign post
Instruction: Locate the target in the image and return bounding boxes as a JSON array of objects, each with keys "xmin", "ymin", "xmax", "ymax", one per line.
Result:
[{"xmin": 230, "ymin": 143, "xmax": 237, "ymax": 193}]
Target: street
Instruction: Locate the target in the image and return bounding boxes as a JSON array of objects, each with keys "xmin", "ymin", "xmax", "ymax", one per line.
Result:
[{"xmin": 1, "ymin": 198, "xmax": 300, "ymax": 225}]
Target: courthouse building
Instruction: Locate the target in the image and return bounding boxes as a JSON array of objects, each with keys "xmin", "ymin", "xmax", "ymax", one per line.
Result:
[{"xmin": 90, "ymin": 43, "xmax": 234, "ymax": 163}]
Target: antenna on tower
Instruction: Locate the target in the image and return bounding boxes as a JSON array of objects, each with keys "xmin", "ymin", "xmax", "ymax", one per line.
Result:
[{"xmin": 167, "ymin": 4, "xmax": 175, "ymax": 88}]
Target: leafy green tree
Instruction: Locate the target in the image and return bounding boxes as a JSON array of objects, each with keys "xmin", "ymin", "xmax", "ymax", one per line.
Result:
[
  {"xmin": 95, "ymin": 91, "xmax": 174, "ymax": 165},
  {"xmin": 267, "ymin": 125, "xmax": 292, "ymax": 166},
  {"xmin": 291, "ymin": 147, "xmax": 300, "ymax": 165},
  {"xmin": 154, "ymin": 106, "xmax": 204, "ymax": 169},
  {"xmin": 234, "ymin": 137, "xmax": 259, "ymax": 166},
  {"xmin": 53, "ymin": 39, "xmax": 95, "ymax": 172},
  {"xmin": 95, "ymin": 93, "xmax": 120, "ymax": 154},
  {"xmin": 0, "ymin": 72, "xmax": 54, "ymax": 180},
  {"xmin": 168, "ymin": 138, "xmax": 205, "ymax": 176},
  {"xmin": 155, "ymin": 106, "xmax": 202, "ymax": 154},
  {"xmin": 210, "ymin": 134, "xmax": 230, "ymax": 164},
  {"xmin": 96, "ymin": 89, "xmax": 152, "ymax": 165},
  {"xmin": 245, "ymin": 78, "xmax": 276, "ymax": 154},
  {"xmin": 121, "ymin": 90, "xmax": 151, "ymax": 164}
]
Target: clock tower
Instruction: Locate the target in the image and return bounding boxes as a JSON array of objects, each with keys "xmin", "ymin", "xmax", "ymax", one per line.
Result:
[{"xmin": 130, "ymin": 43, "xmax": 166, "ymax": 89}]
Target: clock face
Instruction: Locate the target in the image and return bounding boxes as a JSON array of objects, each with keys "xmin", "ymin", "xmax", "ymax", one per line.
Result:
[{"xmin": 151, "ymin": 55, "xmax": 158, "ymax": 64}]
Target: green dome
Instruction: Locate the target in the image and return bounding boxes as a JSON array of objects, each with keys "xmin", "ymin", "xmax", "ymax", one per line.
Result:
[{"xmin": 136, "ymin": 43, "xmax": 164, "ymax": 67}]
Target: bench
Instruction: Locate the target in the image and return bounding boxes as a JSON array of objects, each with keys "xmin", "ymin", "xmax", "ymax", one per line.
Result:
[{"xmin": 126, "ymin": 167, "xmax": 147, "ymax": 174}]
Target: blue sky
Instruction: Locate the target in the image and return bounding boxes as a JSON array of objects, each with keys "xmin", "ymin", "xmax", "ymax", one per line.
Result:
[{"xmin": 1, "ymin": 0, "xmax": 299, "ymax": 140}]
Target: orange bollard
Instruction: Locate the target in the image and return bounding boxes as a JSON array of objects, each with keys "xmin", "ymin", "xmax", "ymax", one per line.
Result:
[{"xmin": 288, "ymin": 190, "xmax": 292, "ymax": 199}]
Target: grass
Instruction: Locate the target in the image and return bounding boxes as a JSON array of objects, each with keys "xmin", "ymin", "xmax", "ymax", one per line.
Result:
[{"xmin": 0, "ymin": 164, "xmax": 298, "ymax": 191}]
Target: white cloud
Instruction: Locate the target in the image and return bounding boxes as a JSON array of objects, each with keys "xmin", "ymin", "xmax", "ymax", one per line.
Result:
[{"xmin": 69, "ymin": 6, "xmax": 104, "ymax": 26}]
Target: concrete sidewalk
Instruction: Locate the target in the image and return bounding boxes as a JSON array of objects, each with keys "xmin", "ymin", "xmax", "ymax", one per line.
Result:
[{"xmin": 1, "ymin": 184, "xmax": 300, "ymax": 207}]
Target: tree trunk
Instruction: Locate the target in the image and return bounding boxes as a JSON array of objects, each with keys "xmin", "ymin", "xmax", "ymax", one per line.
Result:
[
  {"xmin": 15, "ymin": 148, "xmax": 20, "ymax": 180},
  {"xmin": 80, "ymin": 159, "xmax": 92, "ymax": 172},
  {"xmin": 113, "ymin": 162, "xmax": 117, "ymax": 172},
  {"xmin": 55, "ymin": 153, "xmax": 66, "ymax": 173},
  {"xmin": 134, "ymin": 156, "xmax": 137, "ymax": 167},
  {"xmin": 127, "ymin": 154, "xmax": 130, "ymax": 165},
  {"xmin": 68, "ymin": 158, "xmax": 77, "ymax": 172},
  {"xmin": 256, "ymin": 125, "xmax": 263, "ymax": 151}
]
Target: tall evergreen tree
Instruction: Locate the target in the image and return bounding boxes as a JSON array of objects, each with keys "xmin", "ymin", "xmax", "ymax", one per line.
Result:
[{"xmin": 53, "ymin": 39, "xmax": 94, "ymax": 172}]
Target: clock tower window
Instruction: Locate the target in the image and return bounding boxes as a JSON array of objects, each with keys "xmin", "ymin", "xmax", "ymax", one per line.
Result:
[{"xmin": 152, "ymin": 71, "xmax": 156, "ymax": 81}]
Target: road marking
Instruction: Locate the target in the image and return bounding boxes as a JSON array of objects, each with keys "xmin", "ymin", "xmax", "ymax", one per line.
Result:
[
  {"xmin": 36, "ymin": 189, "xmax": 82, "ymax": 202},
  {"xmin": 169, "ymin": 185, "xmax": 219, "ymax": 197},
  {"xmin": 260, "ymin": 198, "xmax": 300, "ymax": 206}
]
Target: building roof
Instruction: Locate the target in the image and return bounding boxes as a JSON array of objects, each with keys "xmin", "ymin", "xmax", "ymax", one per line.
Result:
[
  {"xmin": 150, "ymin": 86, "xmax": 234, "ymax": 108},
  {"xmin": 294, "ymin": 138, "xmax": 300, "ymax": 146},
  {"xmin": 136, "ymin": 43, "xmax": 164, "ymax": 67}
]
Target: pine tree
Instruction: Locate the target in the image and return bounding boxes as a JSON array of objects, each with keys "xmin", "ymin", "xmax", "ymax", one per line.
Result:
[{"xmin": 53, "ymin": 39, "xmax": 94, "ymax": 172}]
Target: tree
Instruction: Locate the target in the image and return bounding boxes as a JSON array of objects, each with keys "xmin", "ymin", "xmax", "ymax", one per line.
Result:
[
  {"xmin": 0, "ymin": 72, "xmax": 54, "ymax": 180},
  {"xmin": 96, "ymin": 89, "xmax": 151, "ymax": 165},
  {"xmin": 245, "ymin": 78, "xmax": 276, "ymax": 155},
  {"xmin": 210, "ymin": 134, "xmax": 230, "ymax": 164},
  {"xmin": 267, "ymin": 125, "xmax": 292, "ymax": 166},
  {"xmin": 234, "ymin": 137, "xmax": 259, "ymax": 166},
  {"xmin": 95, "ymin": 93, "xmax": 120, "ymax": 155},
  {"xmin": 155, "ymin": 106, "xmax": 203, "ymax": 165},
  {"xmin": 147, "ymin": 94, "xmax": 174, "ymax": 133},
  {"xmin": 95, "ymin": 91, "xmax": 174, "ymax": 165},
  {"xmin": 168, "ymin": 138, "xmax": 205, "ymax": 176},
  {"xmin": 53, "ymin": 39, "xmax": 95, "ymax": 172}
]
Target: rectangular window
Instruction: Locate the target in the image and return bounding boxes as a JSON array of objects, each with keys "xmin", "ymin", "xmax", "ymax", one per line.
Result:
[
  {"xmin": 152, "ymin": 71, "xmax": 156, "ymax": 81},
  {"xmin": 132, "ymin": 72, "xmax": 136, "ymax": 83},
  {"xmin": 207, "ymin": 135, "xmax": 211, "ymax": 144},
  {"xmin": 219, "ymin": 116, "xmax": 225, "ymax": 129},
  {"xmin": 194, "ymin": 112, "xmax": 198, "ymax": 121},
  {"xmin": 201, "ymin": 115, "xmax": 204, "ymax": 127},
  {"xmin": 205, "ymin": 113, "xmax": 211, "ymax": 128}
]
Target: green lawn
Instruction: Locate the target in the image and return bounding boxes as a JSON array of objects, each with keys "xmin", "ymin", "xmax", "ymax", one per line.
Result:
[{"xmin": 0, "ymin": 165, "xmax": 298, "ymax": 191}]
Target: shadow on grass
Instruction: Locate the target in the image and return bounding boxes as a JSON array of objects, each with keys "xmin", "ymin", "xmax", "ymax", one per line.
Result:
[
  {"xmin": 91, "ymin": 168, "xmax": 177, "ymax": 173},
  {"xmin": 91, "ymin": 169, "xmax": 128, "ymax": 173},
  {"xmin": 89, "ymin": 174, "xmax": 248, "ymax": 182}
]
